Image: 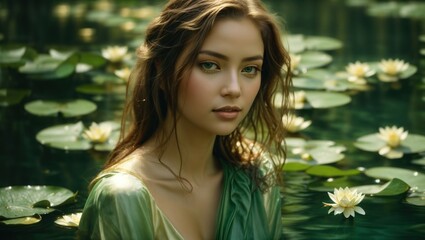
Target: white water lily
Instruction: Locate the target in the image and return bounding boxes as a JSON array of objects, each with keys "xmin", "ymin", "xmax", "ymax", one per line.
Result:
[
  {"xmin": 114, "ymin": 67, "xmax": 132, "ymax": 82},
  {"xmin": 323, "ymin": 187, "xmax": 365, "ymax": 218},
  {"xmin": 101, "ymin": 46, "xmax": 128, "ymax": 63},
  {"xmin": 345, "ymin": 61, "xmax": 375, "ymax": 84},
  {"xmin": 290, "ymin": 54, "xmax": 302, "ymax": 71},
  {"xmin": 288, "ymin": 91, "xmax": 306, "ymax": 109},
  {"xmin": 377, "ymin": 126, "xmax": 408, "ymax": 159},
  {"xmin": 55, "ymin": 213, "xmax": 82, "ymax": 227},
  {"xmin": 378, "ymin": 126, "xmax": 408, "ymax": 148},
  {"xmin": 378, "ymin": 59, "xmax": 409, "ymax": 82},
  {"xmin": 282, "ymin": 114, "xmax": 311, "ymax": 133},
  {"xmin": 83, "ymin": 122, "xmax": 112, "ymax": 143}
]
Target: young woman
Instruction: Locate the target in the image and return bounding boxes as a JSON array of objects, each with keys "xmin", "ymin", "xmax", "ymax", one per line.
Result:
[{"xmin": 78, "ymin": 0, "xmax": 291, "ymax": 239}]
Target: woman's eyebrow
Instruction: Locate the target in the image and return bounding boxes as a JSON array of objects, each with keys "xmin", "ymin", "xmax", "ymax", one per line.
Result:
[{"xmin": 199, "ymin": 50, "xmax": 263, "ymax": 62}]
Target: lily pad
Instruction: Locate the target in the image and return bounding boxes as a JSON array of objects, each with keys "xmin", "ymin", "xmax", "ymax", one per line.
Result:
[
  {"xmin": 0, "ymin": 185, "xmax": 76, "ymax": 219},
  {"xmin": 367, "ymin": 2, "xmax": 401, "ymax": 17},
  {"xmin": 354, "ymin": 133, "xmax": 425, "ymax": 154},
  {"xmin": 304, "ymin": 91, "xmax": 351, "ymax": 109},
  {"xmin": 0, "ymin": 89, "xmax": 31, "ymax": 107},
  {"xmin": 308, "ymin": 176, "xmax": 362, "ymax": 192},
  {"xmin": 18, "ymin": 54, "xmax": 76, "ymax": 80},
  {"xmin": 283, "ymin": 161, "xmax": 311, "ymax": 172},
  {"xmin": 304, "ymin": 36, "xmax": 343, "ymax": 51},
  {"xmin": 1, "ymin": 216, "xmax": 42, "ymax": 225},
  {"xmin": 36, "ymin": 121, "xmax": 120, "ymax": 151},
  {"xmin": 365, "ymin": 167, "xmax": 425, "ymax": 192},
  {"xmin": 412, "ymin": 157, "xmax": 425, "ymax": 166},
  {"xmin": 406, "ymin": 192, "xmax": 425, "ymax": 206},
  {"xmin": 24, "ymin": 99, "xmax": 97, "ymax": 117},
  {"xmin": 0, "ymin": 46, "xmax": 37, "ymax": 68},
  {"xmin": 305, "ymin": 165, "xmax": 361, "ymax": 177},
  {"xmin": 351, "ymin": 178, "xmax": 410, "ymax": 196},
  {"xmin": 297, "ymin": 51, "xmax": 333, "ymax": 70},
  {"xmin": 285, "ymin": 138, "xmax": 346, "ymax": 165}
]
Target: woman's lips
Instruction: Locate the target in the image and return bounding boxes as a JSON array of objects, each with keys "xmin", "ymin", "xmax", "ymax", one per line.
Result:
[{"xmin": 212, "ymin": 106, "xmax": 241, "ymax": 120}]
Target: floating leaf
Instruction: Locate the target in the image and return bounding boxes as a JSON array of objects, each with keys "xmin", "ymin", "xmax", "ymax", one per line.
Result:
[
  {"xmin": 0, "ymin": 46, "xmax": 37, "ymax": 68},
  {"xmin": 0, "ymin": 186, "xmax": 76, "ymax": 219},
  {"xmin": 304, "ymin": 91, "xmax": 351, "ymax": 108},
  {"xmin": 304, "ymin": 36, "xmax": 343, "ymax": 51},
  {"xmin": 351, "ymin": 178, "xmax": 410, "ymax": 196},
  {"xmin": 308, "ymin": 177, "xmax": 362, "ymax": 192},
  {"xmin": 297, "ymin": 51, "xmax": 332, "ymax": 70},
  {"xmin": 25, "ymin": 99, "xmax": 97, "ymax": 117},
  {"xmin": 412, "ymin": 157, "xmax": 425, "ymax": 166},
  {"xmin": 286, "ymin": 138, "xmax": 346, "ymax": 165},
  {"xmin": 1, "ymin": 216, "xmax": 42, "ymax": 225},
  {"xmin": 354, "ymin": 133, "xmax": 425, "ymax": 154},
  {"xmin": 0, "ymin": 89, "xmax": 31, "ymax": 107},
  {"xmin": 283, "ymin": 161, "xmax": 311, "ymax": 172},
  {"xmin": 367, "ymin": 2, "xmax": 401, "ymax": 17},
  {"xmin": 284, "ymin": 34, "xmax": 306, "ymax": 53},
  {"xmin": 365, "ymin": 167, "xmax": 425, "ymax": 192},
  {"xmin": 406, "ymin": 192, "xmax": 425, "ymax": 206},
  {"xmin": 36, "ymin": 121, "xmax": 119, "ymax": 151},
  {"xmin": 305, "ymin": 165, "xmax": 360, "ymax": 177}
]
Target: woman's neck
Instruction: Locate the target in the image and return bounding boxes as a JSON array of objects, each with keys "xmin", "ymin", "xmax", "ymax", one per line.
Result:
[{"xmin": 144, "ymin": 122, "xmax": 220, "ymax": 185}]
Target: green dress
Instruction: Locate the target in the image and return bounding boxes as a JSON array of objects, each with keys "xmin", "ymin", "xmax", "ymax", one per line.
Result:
[{"xmin": 78, "ymin": 159, "xmax": 282, "ymax": 239}]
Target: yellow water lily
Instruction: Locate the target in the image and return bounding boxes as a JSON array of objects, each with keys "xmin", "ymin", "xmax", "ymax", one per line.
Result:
[
  {"xmin": 101, "ymin": 46, "xmax": 128, "ymax": 63},
  {"xmin": 378, "ymin": 59, "xmax": 409, "ymax": 82},
  {"xmin": 378, "ymin": 126, "xmax": 408, "ymax": 148},
  {"xmin": 114, "ymin": 67, "xmax": 132, "ymax": 82},
  {"xmin": 54, "ymin": 212, "xmax": 82, "ymax": 227},
  {"xmin": 323, "ymin": 187, "xmax": 365, "ymax": 218},
  {"xmin": 345, "ymin": 61, "xmax": 375, "ymax": 84},
  {"xmin": 282, "ymin": 114, "xmax": 311, "ymax": 133},
  {"xmin": 83, "ymin": 122, "xmax": 112, "ymax": 143}
]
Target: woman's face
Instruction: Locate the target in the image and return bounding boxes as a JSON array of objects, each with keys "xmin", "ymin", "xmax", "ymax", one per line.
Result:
[{"xmin": 177, "ymin": 17, "xmax": 263, "ymax": 136}]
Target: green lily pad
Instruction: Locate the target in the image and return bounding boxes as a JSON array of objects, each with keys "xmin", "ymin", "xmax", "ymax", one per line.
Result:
[
  {"xmin": 36, "ymin": 121, "xmax": 120, "ymax": 151},
  {"xmin": 18, "ymin": 54, "xmax": 76, "ymax": 80},
  {"xmin": 406, "ymin": 192, "xmax": 425, "ymax": 206},
  {"xmin": 354, "ymin": 133, "xmax": 425, "ymax": 154},
  {"xmin": 304, "ymin": 36, "xmax": 343, "ymax": 51},
  {"xmin": 286, "ymin": 138, "xmax": 346, "ymax": 165},
  {"xmin": 297, "ymin": 51, "xmax": 332, "ymax": 70},
  {"xmin": 283, "ymin": 161, "xmax": 311, "ymax": 172},
  {"xmin": 1, "ymin": 216, "xmax": 42, "ymax": 225},
  {"xmin": 412, "ymin": 157, "xmax": 425, "ymax": 166},
  {"xmin": 76, "ymin": 83, "xmax": 126, "ymax": 95},
  {"xmin": 0, "ymin": 89, "xmax": 31, "ymax": 107},
  {"xmin": 50, "ymin": 49, "xmax": 106, "ymax": 72},
  {"xmin": 365, "ymin": 167, "xmax": 425, "ymax": 192},
  {"xmin": 25, "ymin": 99, "xmax": 97, "ymax": 117},
  {"xmin": 0, "ymin": 185, "xmax": 76, "ymax": 219},
  {"xmin": 0, "ymin": 46, "xmax": 37, "ymax": 68},
  {"xmin": 308, "ymin": 176, "xmax": 362, "ymax": 192},
  {"xmin": 284, "ymin": 34, "xmax": 306, "ymax": 53},
  {"xmin": 305, "ymin": 165, "xmax": 361, "ymax": 177},
  {"xmin": 367, "ymin": 2, "xmax": 401, "ymax": 17},
  {"xmin": 351, "ymin": 178, "xmax": 410, "ymax": 196},
  {"xmin": 304, "ymin": 91, "xmax": 351, "ymax": 108},
  {"xmin": 400, "ymin": 3, "xmax": 425, "ymax": 19}
]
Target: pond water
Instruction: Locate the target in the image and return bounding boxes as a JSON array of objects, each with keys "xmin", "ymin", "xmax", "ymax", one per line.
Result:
[{"xmin": 0, "ymin": 0, "xmax": 424, "ymax": 239}]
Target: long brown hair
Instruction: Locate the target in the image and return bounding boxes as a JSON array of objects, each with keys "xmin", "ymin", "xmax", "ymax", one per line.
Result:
[{"xmin": 99, "ymin": 0, "xmax": 292, "ymax": 190}]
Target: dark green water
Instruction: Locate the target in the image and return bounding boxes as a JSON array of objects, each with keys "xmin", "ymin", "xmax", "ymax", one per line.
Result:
[{"xmin": 0, "ymin": 0, "xmax": 424, "ymax": 239}]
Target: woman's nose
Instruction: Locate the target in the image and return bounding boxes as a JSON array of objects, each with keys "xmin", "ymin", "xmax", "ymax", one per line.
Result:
[{"xmin": 221, "ymin": 70, "xmax": 241, "ymax": 98}]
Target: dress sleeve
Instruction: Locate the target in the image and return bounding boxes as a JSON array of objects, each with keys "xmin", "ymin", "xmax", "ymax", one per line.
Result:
[
  {"xmin": 260, "ymin": 154, "xmax": 283, "ymax": 239},
  {"xmin": 263, "ymin": 185, "xmax": 282, "ymax": 239},
  {"xmin": 78, "ymin": 172, "xmax": 155, "ymax": 240}
]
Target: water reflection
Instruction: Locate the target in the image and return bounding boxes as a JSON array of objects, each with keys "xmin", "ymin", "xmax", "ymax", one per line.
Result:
[{"xmin": 0, "ymin": 0, "xmax": 424, "ymax": 239}]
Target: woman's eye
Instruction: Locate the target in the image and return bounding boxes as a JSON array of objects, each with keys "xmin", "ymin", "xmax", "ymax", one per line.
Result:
[
  {"xmin": 199, "ymin": 62, "xmax": 219, "ymax": 72},
  {"xmin": 242, "ymin": 66, "xmax": 260, "ymax": 76}
]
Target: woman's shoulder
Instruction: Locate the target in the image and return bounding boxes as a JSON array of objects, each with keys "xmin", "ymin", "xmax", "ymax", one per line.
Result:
[{"xmin": 90, "ymin": 170, "xmax": 151, "ymax": 200}]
